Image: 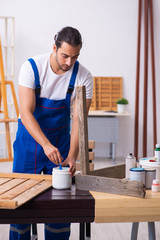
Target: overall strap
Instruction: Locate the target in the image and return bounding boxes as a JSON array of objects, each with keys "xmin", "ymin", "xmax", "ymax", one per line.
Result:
[
  {"xmin": 28, "ymin": 58, "xmax": 41, "ymax": 95},
  {"xmin": 67, "ymin": 61, "xmax": 79, "ymax": 96}
]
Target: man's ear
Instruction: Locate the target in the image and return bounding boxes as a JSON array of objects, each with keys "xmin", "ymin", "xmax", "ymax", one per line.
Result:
[{"xmin": 53, "ymin": 44, "xmax": 57, "ymax": 53}]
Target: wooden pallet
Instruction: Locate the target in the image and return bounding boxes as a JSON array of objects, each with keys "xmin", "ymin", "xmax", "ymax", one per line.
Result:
[
  {"xmin": 90, "ymin": 77, "xmax": 123, "ymax": 111},
  {"xmin": 0, "ymin": 173, "xmax": 52, "ymax": 209}
]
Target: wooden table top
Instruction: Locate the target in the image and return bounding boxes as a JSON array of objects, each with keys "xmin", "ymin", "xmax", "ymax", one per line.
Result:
[
  {"xmin": 90, "ymin": 190, "xmax": 160, "ymax": 223},
  {"xmin": 0, "ymin": 185, "xmax": 95, "ymax": 224}
]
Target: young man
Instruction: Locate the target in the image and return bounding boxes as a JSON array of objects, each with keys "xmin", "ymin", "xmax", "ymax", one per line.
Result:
[{"xmin": 10, "ymin": 27, "xmax": 93, "ymax": 239}]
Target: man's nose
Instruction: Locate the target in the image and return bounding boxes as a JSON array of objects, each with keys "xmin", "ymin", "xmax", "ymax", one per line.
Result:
[{"xmin": 66, "ymin": 57, "xmax": 72, "ymax": 66}]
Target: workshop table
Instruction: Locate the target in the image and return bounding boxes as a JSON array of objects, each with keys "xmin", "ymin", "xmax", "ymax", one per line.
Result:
[
  {"xmin": 91, "ymin": 190, "xmax": 160, "ymax": 240},
  {"xmin": 0, "ymin": 184, "xmax": 95, "ymax": 240}
]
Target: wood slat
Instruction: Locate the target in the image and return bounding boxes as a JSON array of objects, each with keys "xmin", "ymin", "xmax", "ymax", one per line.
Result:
[
  {"xmin": 0, "ymin": 172, "xmax": 52, "ymax": 181},
  {"xmin": 0, "ymin": 177, "xmax": 11, "ymax": 185},
  {"xmin": 12, "ymin": 180, "xmax": 52, "ymax": 207},
  {"xmin": 0, "ymin": 178, "xmax": 27, "ymax": 195},
  {"xmin": 0, "ymin": 179, "xmax": 41, "ymax": 200},
  {"xmin": 0, "ymin": 173, "xmax": 52, "ymax": 209}
]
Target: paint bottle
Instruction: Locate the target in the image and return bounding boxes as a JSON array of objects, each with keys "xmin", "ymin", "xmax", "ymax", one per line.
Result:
[
  {"xmin": 125, "ymin": 153, "xmax": 136, "ymax": 179},
  {"xmin": 129, "ymin": 167, "xmax": 145, "ymax": 184},
  {"xmin": 155, "ymin": 144, "xmax": 160, "ymax": 161},
  {"xmin": 151, "ymin": 179, "xmax": 160, "ymax": 192}
]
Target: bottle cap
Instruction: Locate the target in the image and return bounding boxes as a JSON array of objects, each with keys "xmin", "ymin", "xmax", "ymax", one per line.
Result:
[
  {"xmin": 156, "ymin": 144, "xmax": 160, "ymax": 148},
  {"xmin": 152, "ymin": 179, "xmax": 159, "ymax": 185}
]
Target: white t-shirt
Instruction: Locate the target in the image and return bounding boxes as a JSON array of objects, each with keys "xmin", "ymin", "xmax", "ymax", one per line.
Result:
[{"xmin": 18, "ymin": 53, "xmax": 93, "ymax": 105}]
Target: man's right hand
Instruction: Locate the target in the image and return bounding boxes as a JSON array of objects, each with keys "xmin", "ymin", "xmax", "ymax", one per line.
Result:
[{"xmin": 43, "ymin": 143, "xmax": 63, "ymax": 165}]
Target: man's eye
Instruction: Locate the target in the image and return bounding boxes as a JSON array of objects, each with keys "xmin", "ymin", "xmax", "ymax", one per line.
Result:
[{"xmin": 62, "ymin": 55, "xmax": 68, "ymax": 58}]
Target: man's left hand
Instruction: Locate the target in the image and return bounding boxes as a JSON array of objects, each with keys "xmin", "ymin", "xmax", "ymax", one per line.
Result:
[{"xmin": 62, "ymin": 157, "xmax": 76, "ymax": 177}]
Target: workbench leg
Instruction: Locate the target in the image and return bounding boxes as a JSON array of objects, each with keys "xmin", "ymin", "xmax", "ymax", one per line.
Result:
[
  {"xmin": 86, "ymin": 222, "xmax": 91, "ymax": 238},
  {"xmin": 112, "ymin": 143, "xmax": 116, "ymax": 162},
  {"xmin": 109, "ymin": 143, "xmax": 112, "ymax": 158},
  {"xmin": 131, "ymin": 222, "xmax": 139, "ymax": 240},
  {"xmin": 80, "ymin": 223, "xmax": 85, "ymax": 240},
  {"xmin": 148, "ymin": 222, "xmax": 156, "ymax": 240}
]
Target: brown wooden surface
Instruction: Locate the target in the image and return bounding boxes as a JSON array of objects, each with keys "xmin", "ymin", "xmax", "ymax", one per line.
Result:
[
  {"xmin": 143, "ymin": 0, "xmax": 149, "ymax": 157},
  {"xmin": 0, "ymin": 185, "xmax": 95, "ymax": 224},
  {"xmin": 149, "ymin": 0, "xmax": 157, "ymax": 148},
  {"xmin": 134, "ymin": 0, "xmax": 142, "ymax": 159},
  {"xmin": 76, "ymin": 174, "xmax": 145, "ymax": 198},
  {"xmin": 76, "ymin": 86, "xmax": 90, "ymax": 175},
  {"xmin": 91, "ymin": 190, "xmax": 160, "ymax": 223},
  {"xmin": 89, "ymin": 164, "xmax": 125, "ymax": 179},
  {"xmin": 0, "ymin": 173, "xmax": 52, "ymax": 209}
]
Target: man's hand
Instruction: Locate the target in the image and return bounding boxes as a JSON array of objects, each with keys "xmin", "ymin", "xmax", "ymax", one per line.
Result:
[
  {"xmin": 62, "ymin": 157, "xmax": 76, "ymax": 177},
  {"xmin": 43, "ymin": 143, "xmax": 63, "ymax": 165}
]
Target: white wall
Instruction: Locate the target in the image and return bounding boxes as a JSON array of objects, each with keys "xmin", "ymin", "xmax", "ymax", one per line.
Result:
[{"xmin": 0, "ymin": 0, "xmax": 160, "ymax": 159}]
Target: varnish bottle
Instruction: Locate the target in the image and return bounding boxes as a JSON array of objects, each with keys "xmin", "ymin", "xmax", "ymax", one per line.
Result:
[
  {"xmin": 155, "ymin": 144, "xmax": 160, "ymax": 161},
  {"xmin": 125, "ymin": 153, "xmax": 136, "ymax": 179}
]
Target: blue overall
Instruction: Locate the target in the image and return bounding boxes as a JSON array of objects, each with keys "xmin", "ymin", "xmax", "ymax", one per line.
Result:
[{"xmin": 10, "ymin": 59, "xmax": 79, "ymax": 240}]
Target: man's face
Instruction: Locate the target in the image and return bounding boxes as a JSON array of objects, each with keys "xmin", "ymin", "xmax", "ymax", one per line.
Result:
[{"xmin": 54, "ymin": 42, "xmax": 81, "ymax": 72}]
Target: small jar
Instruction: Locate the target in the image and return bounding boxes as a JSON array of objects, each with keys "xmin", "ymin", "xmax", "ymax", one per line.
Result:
[
  {"xmin": 52, "ymin": 167, "xmax": 71, "ymax": 190},
  {"xmin": 129, "ymin": 167, "xmax": 145, "ymax": 184},
  {"xmin": 155, "ymin": 144, "xmax": 160, "ymax": 161},
  {"xmin": 151, "ymin": 179, "xmax": 160, "ymax": 192}
]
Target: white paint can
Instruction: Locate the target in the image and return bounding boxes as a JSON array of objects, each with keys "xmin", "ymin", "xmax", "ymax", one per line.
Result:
[
  {"xmin": 129, "ymin": 167, "xmax": 145, "ymax": 184},
  {"xmin": 52, "ymin": 167, "xmax": 71, "ymax": 190}
]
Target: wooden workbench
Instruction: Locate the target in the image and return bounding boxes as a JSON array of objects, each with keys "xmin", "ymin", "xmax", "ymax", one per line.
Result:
[{"xmin": 90, "ymin": 190, "xmax": 160, "ymax": 223}]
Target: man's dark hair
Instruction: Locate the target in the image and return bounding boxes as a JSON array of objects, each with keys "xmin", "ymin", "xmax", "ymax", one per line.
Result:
[{"xmin": 54, "ymin": 26, "xmax": 82, "ymax": 49}]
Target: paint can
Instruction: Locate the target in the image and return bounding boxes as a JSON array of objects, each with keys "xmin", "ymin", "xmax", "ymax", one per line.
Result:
[
  {"xmin": 129, "ymin": 167, "xmax": 145, "ymax": 184},
  {"xmin": 125, "ymin": 153, "xmax": 136, "ymax": 179},
  {"xmin": 52, "ymin": 167, "xmax": 71, "ymax": 189},
  {"xmin": 145, "ymin": 168, "xmax": 156, "ymax": 189}
]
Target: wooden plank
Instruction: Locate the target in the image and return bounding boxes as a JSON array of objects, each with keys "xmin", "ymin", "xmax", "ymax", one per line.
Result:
[
  {"xmin": 88, "ymin": 140, "xmax": 95, "ymax": 149},
  {"xmin": 91, "ymin": 190, "xmax": 160, "ymax": 223},
  {"xmin": 12, "ymin": 180, "xmax": 52, "ymax": 208},
  {"xmin": 77, "ymin": 152, "xmax": 95, "ymax": 161},
  {"xmin": 0, "ymin": 178, "xmax": 27, "ymax": 195},
  {"xmin": 0, "ymin": 179, "xmax": 41, "ymax": 200},
  {"xmin": 0, "ymin": 177, "xmax": 11, "ymax": 185},
  {"xmin": 0, "ymin": 200, "xmax": 18, "ymax": 209},
  {"xmin": 75, "ymin": 174, "xmax": 146, "ymax": 198},
  {"xmin": 76, "ymin": 162, "xmax": 94, "ymax": 172},
  {"xmin": 0, "ymin": 172, "xmax": 52, "ymax": 181},
  {"xmin": 76, "ymin": 86, "xmax": 90, "ymax": 175},
  {"xmin": 89, "ymin": 164, "xmax": 125, "ymax": 179}
]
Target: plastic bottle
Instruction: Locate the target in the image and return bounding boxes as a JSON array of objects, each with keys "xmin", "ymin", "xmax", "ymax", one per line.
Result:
[
  {"xmin": 125, "ymin": 153, "xmax": 136, "ymax": 179},
  {"xmin": 151, "ymin": 179, "xmax": 160, "ymax": 192},
  {"xmin": 155, "ymin": 144, "xmax": 160, "ymax": 161}
]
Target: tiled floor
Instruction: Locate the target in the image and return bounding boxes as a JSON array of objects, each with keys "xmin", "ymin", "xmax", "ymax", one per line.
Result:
[{"xmin": 0, "ymin": 158, "xmax": 160, "ymax": 239}]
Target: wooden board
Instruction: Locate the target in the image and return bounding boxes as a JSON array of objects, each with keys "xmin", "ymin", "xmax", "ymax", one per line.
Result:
[
  {"xmin": 75, "ymin": 174, "xmax": 145, "ymax": 198},
  {"xmin": 0, "ymin": 173, "xmax": 52, "ymax": 209},
  {"xmin": 91, "ymin": 190, "xmax": 160, "ymax": 223},
  {"xmin": 90, "ymin": 77, "xmax": 123, "ymax": 111}
]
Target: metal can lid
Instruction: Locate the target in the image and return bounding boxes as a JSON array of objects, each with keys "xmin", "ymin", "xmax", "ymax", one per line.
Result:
[
  {"xmin": 144, "ymin": 168, "xmax": 156, "ymax": 172},
  {"xmin": 130, "ymin": 167, "xmax": 144, "ymax": 172}
]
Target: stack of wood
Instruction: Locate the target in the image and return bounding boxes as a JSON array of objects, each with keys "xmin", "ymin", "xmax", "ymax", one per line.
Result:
[{"xmin": 76, "ymin": 140, "xmax": 95, "ymax": 172}]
